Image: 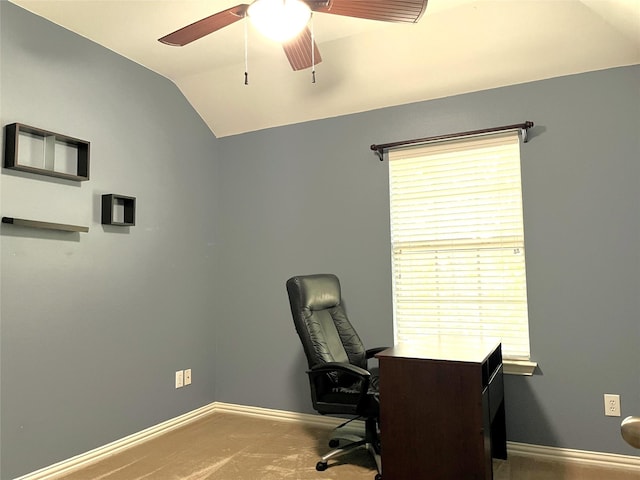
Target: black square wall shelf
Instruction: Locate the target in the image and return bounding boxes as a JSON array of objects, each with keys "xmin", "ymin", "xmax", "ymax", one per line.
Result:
[{"xmin": 102, "ymin": 194, "xmax": 136, "ymax": 226}]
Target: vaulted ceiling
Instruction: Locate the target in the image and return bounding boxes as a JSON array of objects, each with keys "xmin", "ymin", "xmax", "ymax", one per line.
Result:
[{"xmin": 10, "ymin": 0, "xmax": 640, "ymax": 137}]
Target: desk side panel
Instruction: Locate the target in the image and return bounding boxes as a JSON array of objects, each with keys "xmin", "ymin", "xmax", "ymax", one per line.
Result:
[{"xmin": 379, "ymin": 356, "xmax": 486, "ymax": 479}]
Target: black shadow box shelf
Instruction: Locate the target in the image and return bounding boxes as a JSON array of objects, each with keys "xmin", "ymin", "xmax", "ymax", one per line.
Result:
[
  {"xmin": 4, "ymin": 123, "xmax": 90, "ymax": 181},
  {"xmin": 2, "ymin": 217, "xmax": 89, "ymax": 233},
  {"xmin": 102, "ymin": 194, "xmax": 136, "ymax": 226}
]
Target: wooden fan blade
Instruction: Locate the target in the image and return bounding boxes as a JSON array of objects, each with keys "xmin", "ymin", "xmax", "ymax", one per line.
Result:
[
  {"xmin": 311, "ymin": 0, "xmax": 428, "ymax": 23},
  {"xmin": 283, "ymin": 27, "xmax": 322, "ymax": 71},
  {"xmin": 159, "ymin": 4, "xmax": 250, "ymax": 46}
]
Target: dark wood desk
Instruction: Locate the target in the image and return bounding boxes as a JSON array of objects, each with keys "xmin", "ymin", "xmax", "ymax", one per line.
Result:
[{"xmin": 376, "ymin": 338, "xmax": 506, "ymax": 480}]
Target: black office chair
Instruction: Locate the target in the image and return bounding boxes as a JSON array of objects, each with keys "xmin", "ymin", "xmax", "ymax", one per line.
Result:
[{"xmin": 286, "ymin": 274, "xmax": 385, "ymax": 479}]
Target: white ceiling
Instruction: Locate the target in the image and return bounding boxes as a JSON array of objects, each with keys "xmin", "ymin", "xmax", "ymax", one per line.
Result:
[{"xmin": 9, "ymin": 0, "xmax": 640, "ymax": 138}]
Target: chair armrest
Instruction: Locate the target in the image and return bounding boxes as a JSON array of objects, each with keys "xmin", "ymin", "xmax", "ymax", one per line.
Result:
[{"xmin": 365, "ymin": 347, "xmax": 389, "ymax": 359}]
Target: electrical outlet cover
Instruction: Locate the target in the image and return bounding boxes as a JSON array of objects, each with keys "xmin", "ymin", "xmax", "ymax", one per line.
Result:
[
  {"xmin": 604, "ymin": 394, "xmax": 621, "ymax": 416},
  {"xmin": 184, "ymin": 369, "xmax": 192, "ymax": 385},
  {"xmin": 175, "ymin": 370, "xmax": 184, "ymax": 389}
]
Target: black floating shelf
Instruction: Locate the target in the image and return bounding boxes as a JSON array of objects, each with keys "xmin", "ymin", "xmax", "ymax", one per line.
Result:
[
  {"xmin": 102, "ymin": 194, "xmax": 136, "ymax": 226},
  {"xmin": 2, "ymin": 217, "xmax": 89, "ymax": 233},
  {"xmin": 4, "ymin": 123, "xmax": 90, "ymax": 181}
]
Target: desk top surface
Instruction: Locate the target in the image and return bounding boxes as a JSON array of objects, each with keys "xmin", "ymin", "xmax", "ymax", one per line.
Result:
[{"xmin": 376, "ymin": 336, "xmax": 501, "ymax": 364}]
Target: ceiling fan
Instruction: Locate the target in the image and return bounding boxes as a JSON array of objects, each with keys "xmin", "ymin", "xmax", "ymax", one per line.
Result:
[{"xmin": 158, "ymin": 0, "xmax": 429, "ymax": 72}]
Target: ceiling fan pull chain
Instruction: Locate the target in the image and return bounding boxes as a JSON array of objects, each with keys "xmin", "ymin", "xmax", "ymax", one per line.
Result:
[
  {"xmin": 311, "ymin": 13, "xmax": 316, "ymax": 84},
  {"xmin": 244, "ymin": 15, "xmax": 249, "ymax": 85}
]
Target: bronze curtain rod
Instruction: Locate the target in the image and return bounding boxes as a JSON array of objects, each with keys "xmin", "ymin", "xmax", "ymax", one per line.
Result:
[{"xmin": 371, "ymin": 121, "xmax": 535, "ymax": 161}]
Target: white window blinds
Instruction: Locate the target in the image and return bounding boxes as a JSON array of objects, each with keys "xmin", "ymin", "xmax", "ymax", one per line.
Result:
[{"xmin": 388, "ymin": 131, "xmax": 530, "ymax": 360}]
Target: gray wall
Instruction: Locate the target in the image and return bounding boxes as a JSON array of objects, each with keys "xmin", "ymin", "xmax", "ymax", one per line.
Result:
[
  {"xmin": 1, "ymin": 1, "xmax": 639, "ymax": 478},
  {"xmin": 1, "ymin": 3, "xmax": 220, "ymax": 478},
  {"xmin": 216, "ymin": 64, "xmax": 640, "ymax": 456}
]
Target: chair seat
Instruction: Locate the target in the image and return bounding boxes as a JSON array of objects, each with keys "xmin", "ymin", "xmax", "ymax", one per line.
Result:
[
  {"xmin": 331, "ymin": 374, "xmax": 379, "ymax": 394},
  {"xmin": 320, "ymin": 374, "xmax": 379, "ymax": 415}
]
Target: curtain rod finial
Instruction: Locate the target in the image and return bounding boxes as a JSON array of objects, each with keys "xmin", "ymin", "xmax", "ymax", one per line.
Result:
[{"xmin": 370, "ymin": 144, "xmax": 384, "ymax": 161}]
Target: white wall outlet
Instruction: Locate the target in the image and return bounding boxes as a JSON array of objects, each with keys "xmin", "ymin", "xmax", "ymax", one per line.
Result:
[
  {"xmin": 175, "ymin": 370, "xmax": 184, "ymax": 389},
  {"xmin": 604, "ymin": 394, "xmax": 621, "ymax": 416},
  {"xmin": 184, "ymin": 368, "xmax": 192, "ymax": 386}
]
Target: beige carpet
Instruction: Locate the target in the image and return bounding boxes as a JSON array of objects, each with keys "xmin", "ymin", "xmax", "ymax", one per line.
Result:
[
  {"xmin": 52, "ymin": 411, "xmax": 638, "ymax": 480},
  {"xmin": 54, "ymin": 412, "xmax": 375, "ymax": 480}
]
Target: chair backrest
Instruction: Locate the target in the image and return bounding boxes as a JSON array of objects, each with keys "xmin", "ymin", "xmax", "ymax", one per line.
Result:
[{"xmin": 286, "ymin": 274, "xmax": 367, "ymax": 373}]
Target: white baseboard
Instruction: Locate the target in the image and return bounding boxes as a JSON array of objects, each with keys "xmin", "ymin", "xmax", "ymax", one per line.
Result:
[
  {"xmin": 211, "ymin": 401, "xmax": 360, "ymax": 428},
  {"xmin": 16, "ymin": 402, "xmax": 640, "ymax": 479},
  {"xmin": 507, "ymin": 441, "xmax": 640, "ymax": 472}
]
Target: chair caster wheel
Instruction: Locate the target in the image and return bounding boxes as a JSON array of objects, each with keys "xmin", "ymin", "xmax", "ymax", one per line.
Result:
[
  {"xmin": 328, "ymin": 439, "xmax": 339, "ymax": 448},
  {"xmin": 375, "ymin": 474, "xmax": 382, "ymax": 480},
  {"xmin": 316, "ymin": 462, "xmax": 328, "ymax": 471}
]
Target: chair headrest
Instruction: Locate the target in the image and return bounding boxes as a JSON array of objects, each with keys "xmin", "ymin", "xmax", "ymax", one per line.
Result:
[{"xmin": 287, "ymin": 274, "xmax": 341, "ymax": 311}]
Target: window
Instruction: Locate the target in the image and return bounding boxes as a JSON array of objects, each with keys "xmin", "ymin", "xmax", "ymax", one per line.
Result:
[{"xmin": 388, "ymin": 130, "xmax": 531, "ymax": 361}]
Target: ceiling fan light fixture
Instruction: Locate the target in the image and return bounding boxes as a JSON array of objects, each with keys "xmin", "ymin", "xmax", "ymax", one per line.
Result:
[{"xmin": 248, "ymin": 0, "xmax": 311, "ymax": 43}]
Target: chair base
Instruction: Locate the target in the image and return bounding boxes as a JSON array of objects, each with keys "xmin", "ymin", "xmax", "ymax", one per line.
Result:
[
  {"xmin": 316, "ymin": 417, "xmax": 381, "ymax": 478},
  {"xmin": 328, "ymin": 421, "xmax": 365, "ymax": 447},
  {"xmin": 316, "ymin": 439, "xmax": 381, "ymax": 476}
]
